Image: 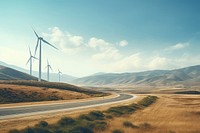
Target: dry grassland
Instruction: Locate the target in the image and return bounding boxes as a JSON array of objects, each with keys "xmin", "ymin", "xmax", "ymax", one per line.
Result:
[
  {"xmin": 0, "ymin": 84, "xmax": 91, "ymax": 104},
  {"xmin": 0, "ymin": 94, "xmax": 143, "ymax": 133},
  {"xmin": 103, "ymin": 94, "xmax": 200, "ymax": 133}
]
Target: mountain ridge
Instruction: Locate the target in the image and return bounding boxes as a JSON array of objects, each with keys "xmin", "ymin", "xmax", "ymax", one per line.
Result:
[{"xmin": 73, "ymin": 65, "xmax": 200, "ymax": 86}]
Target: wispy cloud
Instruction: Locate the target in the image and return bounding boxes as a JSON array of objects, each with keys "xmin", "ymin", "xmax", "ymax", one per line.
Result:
[
  {"xmin": 42, "ymin": 27, "xmax": 200, "ymax": 74},
  {"xmin": 148, "ymin": 56, "xmax": 169, "ymax": 69},
  {"xmin": 165, "ymin": 43, "xmax": 189, "ymax": 51},
  {"xmin": 43, "ymin": 27, "xmax": 85, "ymax": 55},
  {"xmin": 44, "ymin": 27, "xmax": 126, "ymax": 61},
  {"xmin": 88, "ymin": 37, "xmax": 122, "ymax": 61},
  {"xmin": 118, "ymin": 40, "xmax": 128, "ymax": 47}
]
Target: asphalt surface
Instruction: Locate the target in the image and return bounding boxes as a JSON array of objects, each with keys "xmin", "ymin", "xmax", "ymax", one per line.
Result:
[{"xmin": 0, "ymin": 93, "xmax": 135, "ymax": 119}]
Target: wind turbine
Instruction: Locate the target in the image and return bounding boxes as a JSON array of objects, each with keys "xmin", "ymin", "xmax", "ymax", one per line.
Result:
[
  {"xmin": 58, "ymin": 69, "xmax": 62, "ymax": 82},
  {"xmin": 33, "ymin": 29, "xmax": 58, "ymax": 81},
  {"xmin": 26, "ymin": 47, "xmax": 38, "ymax": 75},
  {"xmin": 45, "ymin": 59, "xmax": 53, "ymax": 81}
]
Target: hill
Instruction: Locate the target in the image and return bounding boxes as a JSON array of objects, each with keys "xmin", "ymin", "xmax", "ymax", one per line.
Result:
[
  {"xmin": 0, "ymin": 80, "xmax": 107, "ymax": 104},
  {"xmin": 72, "ymin": 65, "xmax": 200, "ymax": 86},
  {"xmin": 0, "ymin": 65, "xmax": 37, "ymax": 80},
  {"xmin": 0, "ymin": 61, "xmax": 77, "ymax": 82}
]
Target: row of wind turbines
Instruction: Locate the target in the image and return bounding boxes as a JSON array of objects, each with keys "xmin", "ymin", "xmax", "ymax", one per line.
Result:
[{"xmin": 26, "ymin": 29, "xmax": 62, "ymax": 82}]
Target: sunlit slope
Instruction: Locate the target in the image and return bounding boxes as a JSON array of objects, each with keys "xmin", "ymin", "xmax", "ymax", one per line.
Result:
[
  {"xmin": 0, "ymin": 80, "xmax": 107, "ymax": 104},
  {"xmin": 0, "ymin": 65, "xmax": 37, "ymax": 80},
  {"xmin": 73, "ymin": 65, "xmax": 200, "ymax": 86}
]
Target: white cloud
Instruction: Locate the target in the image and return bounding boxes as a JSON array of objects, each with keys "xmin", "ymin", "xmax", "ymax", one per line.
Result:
[
  {"xmin": 44, "ymin": 27, "xmax": 128, "ymax": 61},
  {"xmin": 166, "ymin": 43, "xmax": 189, "ymax": 51},
  {"xmin": 148, "ymin": 56, "xmax": 169, "ymax": 69},
  {"xmin": 43, "ymin": 27, "xmax": 85, "ymax": 55},
  {"xmin": 92, "ymin": 47, "xmax": 122, "ymax": 61},
  {"xmin": 88, "ymin": 37, "xmax": 123, "ymax": 61},
  {"xmin": 99, "ymin": 53, "xmax": 142, "ymax": 72},
  {"xmin": 88, "ymin": 37, "xmax": 109, "ymax": 49},
  {"xmin": 67, "ymin": 34, "xmax": 84, "ymax": 46},
  {"xmin": 42, "ymin": 27, "xmax": 200, "ymax": 75},
  {"xmin": 114, "ymin": 53, "xmax": 141, "ymax": 71},
  {"xmin": 118, "ymin": 40, "xmax": 128, "ymax": 47}
]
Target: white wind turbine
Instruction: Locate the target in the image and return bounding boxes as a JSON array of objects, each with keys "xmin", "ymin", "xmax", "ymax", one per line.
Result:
[
  {"xmin": 45, "ymin": 59, "xmax": 53, "ymax": 81},
  {"xmin": 58, "ymin": 69, "xmax": 62, "ymax": 82},
  {"xmin": 33, "ymin": 29, "xmax": 58, "ymax": 81},
  {"xmin": 26, "ymin": 47, "xmax": 38, "ymax": 76}
]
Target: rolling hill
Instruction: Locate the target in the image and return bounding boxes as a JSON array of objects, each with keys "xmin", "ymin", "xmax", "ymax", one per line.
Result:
[
  {"xmin": 0, "ymin": 65, "xmax": 37, "ymax": 80},
  {"xmin": 0, "ymin": 80, "xmax": 107, "ymax": 104},
  {"xmin": 72, "ymin": 65, "xmax": 200, "ymax": 86},
  {"xmin": 0, "ymin": 61, "xmax": 77, "ymax": 82}
]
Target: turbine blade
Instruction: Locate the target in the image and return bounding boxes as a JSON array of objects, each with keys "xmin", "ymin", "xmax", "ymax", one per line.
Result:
[
  {"xmin": 50, "ymin": 65, "xmax": 53, "ymax": 71},
  {"xmin": 29, "ymin": 46, "xmax": 32, "ymax": 56},
  {"xmin": 33, "ymin": 29, "xmax": 39, "ymax": 38},
  {"xmin": 26, "ymin": 57, "xmax": 31, "ymax": 65},
  {"xmin": 42, "ymin": 39, "xmax": 58, "ymax": 50},
  {"xmin": 34, "ymin": 39, "xmax": 39, "ymax": 56},
  {"xmin": 32, "ymin": 56, "xmax": 38, "ymax": 60},
  {"xmin": 47, "ymin": 59, "xmax": 49, "ymax": 66}
]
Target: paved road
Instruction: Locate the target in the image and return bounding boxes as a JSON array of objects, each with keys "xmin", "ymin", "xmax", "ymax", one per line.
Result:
[{"xmin": 0, "ymin": 93, "xmax": 135, "ymax": 119}]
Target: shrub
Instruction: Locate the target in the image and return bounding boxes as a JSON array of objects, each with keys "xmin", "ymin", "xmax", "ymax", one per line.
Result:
[
  {"xmin": 75, "ymin": 119, "xmax": 96, "ymax": 130},
  {"xmin": 123, "ymin": 121, "xmax": 138, "ymax": 128},
  {"xmin": 67, "ymin": 126, "xmax": 93, "ymax": 133},
  {"xmin": 32, "ymin": 128, "xmax": 51, "ymax": 133},
  {"xmin": 54, "ymin": 130, "xmax": 63, "ymax": 133},
  {"xmin": 20, "ymin": 127, "xmax": 52, "ymax": 133},
  {"xmin": 138, "ymin": 96, "xmax": 157, "ymax": 107},
  {"xmin": 58, "ymin": 117, "xmax": 75, "ymax": 126},
  {"xmin": 105, "ymin": 114, "xmax": 113, "ymax": 119},
  {"xmin": 37, "ymin": 121, "xmax": 48, "ymax": 127},
  {"xmin": 112, "ymin": 129, "xmax": 124, "ymax": 133},
  {"xmin": 94, "ymin": 121, "xmax": 107, "ymax": 131},
  {"xmin": 78, "ymin": 114, "xmax": 92, "ymax": 121},
  {"xmin": 9, "ymin": 129, "xmax": 20, "ymax": 133},
  {"xmin": 106, "ymin": 104, "xmax": 139, "ymax": 116},
  {"xmin": 21, "ymin": 127, "xmax": 35, "ymax": 133},
  {"xmin": 88, "ymin": 111, "xmax": 105, "ymax": 120},
  {"xmin": 139, "ymin": 122, "xmax": 151, "ymax": 129},
  {"xmin": 78, "ymin": 111, "xmax": 105, "ymax": 121}
]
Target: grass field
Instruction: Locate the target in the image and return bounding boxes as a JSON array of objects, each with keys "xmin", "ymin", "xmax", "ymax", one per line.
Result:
[
  {"xmin": 104, "ymin": 94, "xmax": 200, "ymax": 133},
  {"xmin": 0, "ymin": 80, "xmax": 108, "ymax": 104},
  {"xmin": 7, "ymin": 96, "xmax": 157, "ymax": 133},
  {"xmin": 2, "ymin": 94, "xmax": 200, "ymax": 133},
  {"xmin": 0, "ymin": 84, "xmax": 93, "ymax": 104}
]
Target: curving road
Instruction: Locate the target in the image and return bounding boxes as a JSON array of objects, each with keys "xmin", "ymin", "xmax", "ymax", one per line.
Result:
[{"xmin": 0, "ymin": 93, "xmax": 136, "ymax": 120}]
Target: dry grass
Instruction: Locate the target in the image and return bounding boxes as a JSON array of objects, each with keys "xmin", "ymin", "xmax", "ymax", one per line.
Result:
[
  {"xmin": 0, "ymin": 84, "xmax": 91, "ymax": 104},
  {"xmin": 103, "ymin": 94, "xmax": 200, "ymax": 133},
  {"xmin": 0, "ymin": 95, "xmax": 142, "ymax": 133}
]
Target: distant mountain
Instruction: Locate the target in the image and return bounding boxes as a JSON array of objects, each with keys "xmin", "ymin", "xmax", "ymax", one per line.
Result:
[
  {"xmin": 0, "ymin": 61, "xmax": 77, "ymax": 82},
  {"xmin": 0, "ymin": 65, "xmax": 37, "ymax": 80},
  {"xmin": 72, "ymin": 65, "xmax": 200, "ymax": 86}
]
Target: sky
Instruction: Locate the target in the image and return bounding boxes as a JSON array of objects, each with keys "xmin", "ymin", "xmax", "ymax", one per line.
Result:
[{"xmin": 0, "ymin": 0, "xmax": 200, "ymax": 77}]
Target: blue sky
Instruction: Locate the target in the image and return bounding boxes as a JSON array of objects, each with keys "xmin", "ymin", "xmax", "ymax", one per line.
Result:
[{"xmin": 0, "ymin": 0, "xmax": 200, "ymax": 77}]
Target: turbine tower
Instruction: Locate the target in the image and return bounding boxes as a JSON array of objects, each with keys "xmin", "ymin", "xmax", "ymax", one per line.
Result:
[
  {"xmin": 26, "ymin": 47, "xmax": 38, "ymax": 75},
  {"xmin": 58, "ymin": 69, "xmax": 62, "ymax": 82},
  {"xmin": 33, "ymin": 29, "xmax": 58, "ymax": 81},
  {"xmin": 45, "ymin": 59, "xmax": 52, "ymax": 81}
]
